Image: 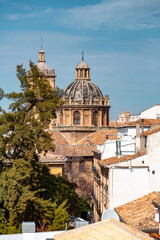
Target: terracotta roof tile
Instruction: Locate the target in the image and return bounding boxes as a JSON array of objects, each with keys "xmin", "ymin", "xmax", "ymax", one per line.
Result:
[
  {"xmin": 40, "ymin": 152, "xmax": 66, "ymax": 163},
  {"xmin": 121, "ymin": 110, "xmax": 130, "ymax": 114},
  {"xmin": 54, "ymin": 218, "xmax": 152, "ymax": 240},
  {"xmin": 153, "ymin": 195, "xmax": 160, "ymax": 208},
  {"xmin": 78, "ymin": 129, "xmax": 117, "ymax": 145},
  {"xmin": 49, "ymin": 130, "xmax": 70, "ymax": 145},
  {"xmin": 115, "ymin": 191, "xmax": 160, "ymax": 231},
  {"xmin": 109, "ymin": 121, "xmax": 122, "ymax": 127},
  {"xmin": 143, "ymin": 127, "xmax": 160, "ymax": 136},
  {"xmin": 117, "ymin": 119, "xmax": 160, "ymax": 128},
  {"xmin": 53, "ymin": 144, "xmax": 97, "ymax": 157},
  {"xmin": 99, "ymin": 152, "xmax": 146, "ymax": 167}
]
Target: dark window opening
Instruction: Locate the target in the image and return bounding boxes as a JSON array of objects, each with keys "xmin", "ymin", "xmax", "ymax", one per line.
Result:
[
  {"xmin": 74, "ymin": 111, "xmax": 80, "ymax": 125},
  {"xmin": 60, "ymin": 111, "xmax": 63, "ymax": 125},
  {"xmin": 92, "ymin": 111, "xmax": 98, "ymax": 126}
]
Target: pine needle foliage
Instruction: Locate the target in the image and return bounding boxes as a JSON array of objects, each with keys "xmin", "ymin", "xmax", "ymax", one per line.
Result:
[{"xmin": 0, "ymin": 62, "xmax": 89, "ymax": 233}]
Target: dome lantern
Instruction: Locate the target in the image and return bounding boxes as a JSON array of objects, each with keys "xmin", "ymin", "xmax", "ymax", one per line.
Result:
[
  {"xmin": 38, "ymin": 48, "xmax": 46, "ymax": 63},
  {"xmin": 75, "ymin": 53, "xmax": 90, "ymax": 81}
]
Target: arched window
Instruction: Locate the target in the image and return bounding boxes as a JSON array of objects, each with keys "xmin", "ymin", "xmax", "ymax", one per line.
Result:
[
  {"xmin": 92, "ymin": 111, "xmax": 98, "ymax": 126},
  {"xmin": 60, "ymin": 111, "xmax": 63, "ymax": 125},
  {"xmin": 74, "ymin": 111, "xmax": 80, "ymax": 125}
]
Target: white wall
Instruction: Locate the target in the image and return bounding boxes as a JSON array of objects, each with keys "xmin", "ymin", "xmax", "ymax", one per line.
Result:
[
  {"xmin": 108, "ymin": 130, "xmax": 160, "ymax": 209},
  {"xmin": 99, "ymin": 136, "xmax": 136, "ymax": 160},
  {"xmin": 147, "ymin": 131, "xmax": 160, "ymax": 191},
  {"xmin": 130, "ymin": 114, "xmax": 140, "ymax": 121},
  {"xmin": 140, "ymin": 105, "xmax": 160, "ymax": 119},
  {"xmin": 109, "ymin": 167, "xmax": 149, "ymax": 208},
  {"xmin": 118, "ymin": 126, "xmax": 149, "ymax": 138},
  {"xmin": 101, "ymin": 140, "xmax": 117, "ymax": 160},
  {"xmin": 0, "ymin": 231, "xmax": 64, "ymax": 240}
]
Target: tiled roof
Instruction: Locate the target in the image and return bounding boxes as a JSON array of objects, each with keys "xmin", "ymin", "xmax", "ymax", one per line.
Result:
[
  {"xmin": 48, "ymin": 130, "xmax": 110, "ymax": 157},
  {"xmin": 152, "ymin": 195, "xmax": 160, "ymax": 208},
  {"xmin": 115, "ymin": 192, "xmax": 160, "ymax": 231},
  {"xmin": 143, "ymin": 127, "xmax": 160, "ymax": 137},
  {"xmin": 78, "ymin": 129, "xmax": 117, "ymax": 145},
  {"xmin": 53, "ymin": 144, "xmax": 96, "ymax": 157},
  {"xmin": 54, "ymin": 218, "xmax": 152, "ymax": 240},
  {"xmin": 117, "ymin": 119, "xmax": 160, "ymax": 128},
  {"xmin": 121, "ymin": 110, "xmax": 130, "ymax": 114},
  {"xmin": 99, "ymin": 152, "xmax": 146, "ymax": 167},
  {"xmin": 40, "ymin": 152, "xmax": 66, "ymax": 163},
  {"xmin": 109, "ymin": 121, "xmax": 123, "ymax": 127},
  {"xmin": 49, "ymin": 130, "xmax": 70, "ymax": 145}
]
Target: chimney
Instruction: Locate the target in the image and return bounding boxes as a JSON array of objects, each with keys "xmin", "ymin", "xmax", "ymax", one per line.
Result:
[
  {"xmin": 22, "ymin": 222, "xmax": 35, "ymax": 240},
  {"xmin": 136, "ymin": 122, "xmax": 140, "ymax": 153}
]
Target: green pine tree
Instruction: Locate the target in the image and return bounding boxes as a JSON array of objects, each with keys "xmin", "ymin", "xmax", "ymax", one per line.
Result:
[
  {"xmin": 52, "ymin": 200, "xmax": 69, "ymax": 231},
  {"xmin": 0, "ymin": 62, "xmax": 89, "ymax": 233}
]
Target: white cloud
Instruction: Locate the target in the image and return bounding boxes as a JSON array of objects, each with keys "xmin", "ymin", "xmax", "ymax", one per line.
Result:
[
  {"xmin": 44, "ymin": 8, "xmax": 53, "ymax": 13},
  {"xmin": 57, "ymin": 0, "xmax": 160, "ymax": 30},
  {"xmin": 5, "ymin": 14, "xmax": 19, "ymax": 20}
]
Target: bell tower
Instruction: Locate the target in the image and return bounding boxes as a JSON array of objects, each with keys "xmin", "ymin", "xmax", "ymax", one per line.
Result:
[
  {"xmin": 38, "ymin": 48, "xmax": 45, "ymax": 62},
  {"xmin": 37, "ymin": 48, "xmax": 56, "ymax": 90}
]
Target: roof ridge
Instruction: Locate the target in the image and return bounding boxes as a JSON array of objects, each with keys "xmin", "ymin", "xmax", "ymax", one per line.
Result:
[
  {"xmin": 100, "ymin": 152, "xmax": 147, "ymax": 167},
  {"xmin": 55, "ymin": 130, "xmax": 71, "ymax": 145},
  {"xmin": 77, "ymin": 131, "xmax": 95, "ymax": 144}
]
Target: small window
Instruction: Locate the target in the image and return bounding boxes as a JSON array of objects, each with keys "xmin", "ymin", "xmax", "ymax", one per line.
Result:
[
  {"xmin": 73, "ymin": 111, "xmax": 80, "ymax": 125},
  {"xmin": 152, "ymin": 170, "xmax": 155, "ymax": 174},
  {"xmin": 142, "ymin": 161, "xmax": 144, "ymax": 164},
  {"xmin": 80, "ymin": 70, "xmax": 83, "ymax": 77},
  {"xmin": 92, "ymin": 111, "xmax": 98, "ymax": 126}
]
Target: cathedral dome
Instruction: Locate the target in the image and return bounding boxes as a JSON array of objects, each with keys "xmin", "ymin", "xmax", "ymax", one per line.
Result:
[
  {"xmin": 57, "ymin": 54, "xmax": 110, "ymax": 128},
  {"xmin": 64, "ymin": 56, "xmax": 103, "ymax": 104},
  {"xmin": 64, "ymin": 80, "xmax": 103, "ymax": 104}
]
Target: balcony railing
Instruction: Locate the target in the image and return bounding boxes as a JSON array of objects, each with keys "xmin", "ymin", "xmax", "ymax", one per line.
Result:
[{"xmin": 92, "ymin": 165, "xmax": 100, "ymax": 178}]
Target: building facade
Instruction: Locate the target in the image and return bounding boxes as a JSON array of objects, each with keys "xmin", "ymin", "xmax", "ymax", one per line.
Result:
[
  {"xmin": 56, "ymin": 56, "xmax": 110, "ymax": 128},
  {"xmin": 92, "ymin": 122, "xmax": 160, "ymax": 222},
  {"xmin": 34, "ymin": 49, "xmax": 112, "ymax": 198}
]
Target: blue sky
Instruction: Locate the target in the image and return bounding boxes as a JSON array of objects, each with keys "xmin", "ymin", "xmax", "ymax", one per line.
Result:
[{"xmin": 1, "ymin": 0, "xmax": 160, "ymax": 119}]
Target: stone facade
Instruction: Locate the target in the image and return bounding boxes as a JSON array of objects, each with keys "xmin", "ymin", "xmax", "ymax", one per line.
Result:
[
  {"xmin": 118, "ymin": 110, "xmax": 131, "ymax": 123},
  {"xmin": 56, "ymin": 57, "xmax": 110, "ymax": 129},
  {"xmin": 36, "ymin": 50, "xmax": 111, "ymax": 198},
  {"xmin": 37, "ymin": 48, "xmax": 56, "ymax": 90}
]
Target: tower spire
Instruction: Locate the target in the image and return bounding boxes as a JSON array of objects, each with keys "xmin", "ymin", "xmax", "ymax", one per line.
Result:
[
  {"xmin": 82, "ymin": 48, "xmax": 84, "ymax": 61},
  {"xmin": 41, "ymin": 36, "xmax": 43, "ymax": 49}
]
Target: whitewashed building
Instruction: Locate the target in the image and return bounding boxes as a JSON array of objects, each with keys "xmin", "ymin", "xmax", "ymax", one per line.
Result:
[
  {"xmin": 140, "ymin": 104, "xmax": 160, "ymax": 119},
  {"xmin": 93, "ymin": 123, "xmax": 160, "ymax": 221}
]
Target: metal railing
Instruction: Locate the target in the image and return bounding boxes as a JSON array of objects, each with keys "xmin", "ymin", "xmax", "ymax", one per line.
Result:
[{"xmin": 92, "ymin": 165, "xmax": 100, "ymax": 178}]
